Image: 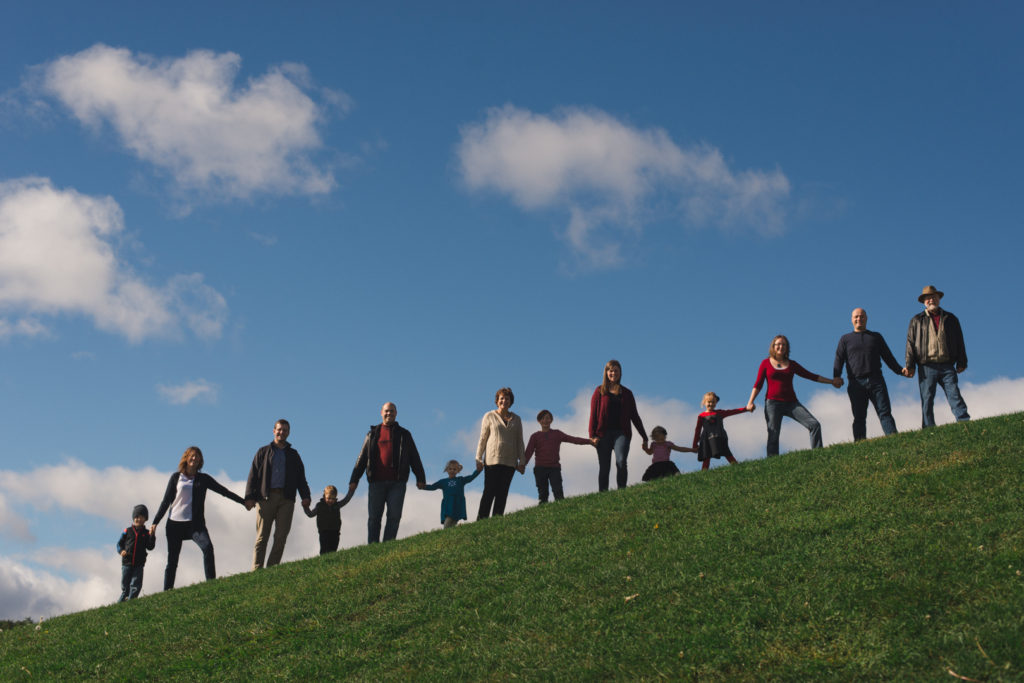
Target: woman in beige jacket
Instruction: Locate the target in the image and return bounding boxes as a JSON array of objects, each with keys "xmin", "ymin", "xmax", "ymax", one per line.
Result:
[{"xmin": 475, "ymin": 387, "xmax": 525, "ymax": 519}]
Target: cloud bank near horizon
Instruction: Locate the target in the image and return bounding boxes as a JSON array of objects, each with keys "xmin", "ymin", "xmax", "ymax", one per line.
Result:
[
  {"xmin": 3, "ymin": 375, "xmax": 1021, "ymax": 622},
  {"xmin": 457, "ymin": 105, "xmax": 790, "ymax": 266}
]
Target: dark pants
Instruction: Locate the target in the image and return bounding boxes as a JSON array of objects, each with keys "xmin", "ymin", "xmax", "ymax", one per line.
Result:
[
  {"xmin": 918, "ymin": 362, "xmax": 970, "ymax": 427},
  {"xmin": 848, "ymin": 373, "xmax": 898, "ymax": 441},
  {"xmin": 596, "ymin": 431, "xmax": 630, "ymax": 491},
  {"xmin": 367, "ymin": 480, "xmax": 407, "ymax": 543},
  {"xmin": 164, "ymin": 519, "xmax": 215, "ymax": 590},
  {"xmin": 318, "ymin": 530, "xmax": 340, "ymax": 554},
  {"xmin": 478, "ymin": 464, "xmax": 515, "ymax": 519},
  {"xmin": 119, "ymin": 565, "xmax": 145, "ymax": 601},
  {"xmin": 534, "ymin": 466, "xmax": 564, "ymax": 503}
]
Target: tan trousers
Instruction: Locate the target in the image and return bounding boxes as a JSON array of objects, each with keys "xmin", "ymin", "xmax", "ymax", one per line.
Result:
[{"xmin": 252, "ymin": 490, "xmax": 295, "ymax": 569}]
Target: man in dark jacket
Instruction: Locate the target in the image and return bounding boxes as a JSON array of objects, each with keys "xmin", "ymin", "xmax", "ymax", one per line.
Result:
[
  {"xmin": 348, "ymin": 402, "xmax": 427, "ymax": 543},
  {"xmin": 245, "ymin": 419, "xmax": 311, "ymax": 569},
  {"xmin": 903, "ymin": 285, "xmax": 970, "ymax": 428},
  {"xmin": 834, "ymin": 307, "xmax": 905, "ymax": 441}
]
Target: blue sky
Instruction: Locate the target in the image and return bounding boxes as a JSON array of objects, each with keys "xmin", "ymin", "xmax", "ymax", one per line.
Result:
[{"xmin": 1, "ymin": 2, "xmax": 1022, "ymax": 620}]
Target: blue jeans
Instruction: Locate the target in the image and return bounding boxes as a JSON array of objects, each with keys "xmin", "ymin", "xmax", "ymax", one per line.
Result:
[
  {"xmin": 596, "ymin": 431, "xmax": 630, "ymax": 491},
  {"xmin": 918, "ymin": 362, "xmax": 970, "ymax": 427},
  {"xmin": 848, "ymin": 373, "xmax": 898, "ymax": 440},
  {"xmin": 164, "ymin": 520, "xmax": 215, "ymax": 590},
  {"xmin": 119, "ymin": 565, "xmax": 145, "ymax": 601},
  {"xmin": 367, "ymin": 480, "xmax": 407, "ymax": 543},
  {"xmin": 764, "ymin": 400, "xmax": 822, "ymax": 457}
]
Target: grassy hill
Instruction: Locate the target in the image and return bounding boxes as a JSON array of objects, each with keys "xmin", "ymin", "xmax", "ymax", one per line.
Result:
[{"xmin": 3, "ymin": 414, "xmax": 1022, "ymax": 681}]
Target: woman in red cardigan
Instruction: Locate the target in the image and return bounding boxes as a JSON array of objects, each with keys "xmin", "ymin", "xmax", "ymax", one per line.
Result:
[{"xmin": 588, "ymin": 359, "xmax": 648, "ymax": 491}]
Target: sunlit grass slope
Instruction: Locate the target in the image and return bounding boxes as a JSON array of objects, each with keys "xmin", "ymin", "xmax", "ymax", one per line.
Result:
[{"xmin": 2, "ymin": 414, "xmax": 1022, "ymax": 681}]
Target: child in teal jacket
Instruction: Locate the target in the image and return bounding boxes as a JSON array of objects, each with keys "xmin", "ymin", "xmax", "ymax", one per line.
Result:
[{"xmin": 424, "ymin": 460, "xmax": 482, "ymax": 528}]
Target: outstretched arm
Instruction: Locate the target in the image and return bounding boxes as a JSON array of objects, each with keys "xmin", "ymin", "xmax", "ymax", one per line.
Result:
[{"xmin": 793, "ymin": 361, "xmax": 842, "ymax": 388}]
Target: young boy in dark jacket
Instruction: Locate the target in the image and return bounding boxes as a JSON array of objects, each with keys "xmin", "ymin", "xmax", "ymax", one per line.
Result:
[
  {"xmin": 303, "ymin": 485, "xmax": 353, "ymax": 554},
  {"xmin": 117, "ymin": 504, "xmax": 156, "ymax": 601}
]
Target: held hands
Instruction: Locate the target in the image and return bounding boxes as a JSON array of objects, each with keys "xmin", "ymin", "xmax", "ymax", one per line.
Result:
[
  {"xmin": 120, "ymin": 550, "xmax": 127, "ymax": 557},
  {"xmin": 956, "ymin": 364, "xmax": 966, "ymax": 374},
  {"xmin": 416, "ymin": 482, "xmax": 426, "ymax": 489},
  {"xmin": 831, "ymin": 377, "xmax": 844, "ymax": 388},
  {"xmin": 746, "ymin": 404, "xmax": 756, "ymax": 413},
  {"xmin": 149, "ymin": 524, "xmax": 158, "ymax": 535},
  {"xmin": 589, "ymin": 437, "xmax": 599, "ymax": 446},
  {"xmin": 301, "ymin": 498, "xmax": 311, "ymax": 509},
  {"xmin": 243, "ymin": 500, "xmax": 255, "ymax": 511},
  {"xmin": 902, "ymin": 367, "xmax": 914, "ymax": 378},
  {"xmin": 475, "ymin": 460, "xmax": 484, "ymax": 472}
]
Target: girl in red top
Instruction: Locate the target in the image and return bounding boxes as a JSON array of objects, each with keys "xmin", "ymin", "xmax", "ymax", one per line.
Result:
[
  {"xmin": 747, "ymin": 335, "xmax": 843, "ymax": 457},
  {"xmin": 692, "ymin": 391, "xmax": 754, "ymax": 470}
]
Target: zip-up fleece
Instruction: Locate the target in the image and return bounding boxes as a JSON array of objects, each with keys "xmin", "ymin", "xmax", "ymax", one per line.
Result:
[
  {"xmin": 349, "ymin": 422, "xmax": 426, "ymax": 485},
  {"xmin": 117, "ymin": 526, "xmax": 155, "ymax": 567}
]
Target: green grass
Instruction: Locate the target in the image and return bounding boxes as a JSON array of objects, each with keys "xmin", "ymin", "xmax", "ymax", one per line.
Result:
[{"xmin": 3, "ymin": 414, "xmax": 1023, "ymax": 681}]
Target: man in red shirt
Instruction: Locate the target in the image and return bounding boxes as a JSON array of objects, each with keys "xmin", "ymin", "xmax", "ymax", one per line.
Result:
[{"xmin": 348, "ymin": 402, "xmax": 427, "ymax": 543}]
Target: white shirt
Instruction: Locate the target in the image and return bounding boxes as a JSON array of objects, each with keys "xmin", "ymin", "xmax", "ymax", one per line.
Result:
[{"xmin": 169, "ymin": 474, "xmax": 194, "ymax": 522}]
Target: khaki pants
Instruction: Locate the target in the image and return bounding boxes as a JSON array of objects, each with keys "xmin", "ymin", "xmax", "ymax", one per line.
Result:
[{"xmin": 253, "ymin": 490, "xmax": 295, "ymax": 569}]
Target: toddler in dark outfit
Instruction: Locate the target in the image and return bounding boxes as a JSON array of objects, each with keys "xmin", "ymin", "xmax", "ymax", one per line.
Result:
[
  {"xmin": 117, "ymin": 504, "xmax": 155, "ymax": 601},
  {"xmin": 303, "ymin": 485, "xmax": 353, "ymax": 554}
]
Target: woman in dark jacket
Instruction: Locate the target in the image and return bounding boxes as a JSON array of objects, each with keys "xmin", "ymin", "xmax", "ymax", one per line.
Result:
[
  {"xmin": 588, "ymin": 359, "xmax": 648, "ymax": 491},
  {"xmin": 151, "ymin": 446, "xmax": 250, "ymax": 590}
]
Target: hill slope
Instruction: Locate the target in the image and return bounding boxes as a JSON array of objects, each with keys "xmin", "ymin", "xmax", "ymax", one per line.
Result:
[{"xmin": 3, "ymin": 414, "xmax": 1022, "ymax": 680}]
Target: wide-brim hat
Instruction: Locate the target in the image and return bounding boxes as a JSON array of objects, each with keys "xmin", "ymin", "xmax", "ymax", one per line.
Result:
[{"xmin": 918, "ymin": 285, "xmax": 944, "ymax": 303}]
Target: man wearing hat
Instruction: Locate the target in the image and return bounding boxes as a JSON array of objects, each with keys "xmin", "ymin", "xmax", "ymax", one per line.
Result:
[{"xmin": 903, "ymin": 285, "xmax": 970, "ymax": 427}]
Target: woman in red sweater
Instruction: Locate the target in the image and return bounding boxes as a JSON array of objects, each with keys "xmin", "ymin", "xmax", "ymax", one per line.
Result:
[
  {"xmin": 747, "ymin": 335, "xmax": 842, "ymax": 457},
  {"xmin": 588, "ymin": 359, "xmax": 648, "ymax": 491}
]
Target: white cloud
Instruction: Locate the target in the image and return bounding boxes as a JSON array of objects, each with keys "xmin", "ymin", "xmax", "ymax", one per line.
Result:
[
  {"xmin": 0, "ymin": 177, "xmax": 226, "ymax": 342},
  {"xmin": 457, "ymin": 105, "xmax": 790, "ymax": 265},
  {"xmin": 3, "ymin": 375, "xmax": 1020, "ymax": 622},
  {"xmin": 0, "ymin": 317, "xmax": 49, "ymax": 340},
  {"xmin": 157, "ymin": 379, "xmax": 219, "ymax": 405},
  {"xmin": 0, "ymin": 494, "xmax": 34, "ymax": 542},
  {"xmin": 40, "ymin": 44, "xmax": 337, "ymax": 199}
]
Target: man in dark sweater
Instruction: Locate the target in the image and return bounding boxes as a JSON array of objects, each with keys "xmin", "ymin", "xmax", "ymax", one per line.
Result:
[{"xmin": 834, "ymin": 308, "xmax": 905, "ymax": 441}]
